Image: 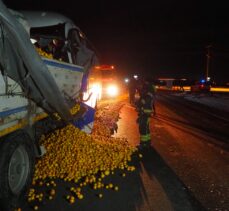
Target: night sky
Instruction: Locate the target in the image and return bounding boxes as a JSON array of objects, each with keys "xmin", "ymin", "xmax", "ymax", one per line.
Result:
[{"xmin": 3, "ymin": 0, "xmax": 229, "ymax": 83}]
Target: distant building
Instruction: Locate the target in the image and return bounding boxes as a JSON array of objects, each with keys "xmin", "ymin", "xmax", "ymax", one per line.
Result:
[{"xmin": 157, "ymin": 78, "xmax": 175, "ymax": 89}]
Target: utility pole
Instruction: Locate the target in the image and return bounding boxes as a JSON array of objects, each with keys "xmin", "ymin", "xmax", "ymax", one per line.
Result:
[{"xmin": 206, "ymin": 45, "xmax": 212, "ymax": 80}]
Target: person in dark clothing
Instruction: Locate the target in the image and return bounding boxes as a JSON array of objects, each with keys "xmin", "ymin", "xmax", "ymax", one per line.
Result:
[
  {"xmin": 42, "ymin": 38, "xmax": 67, "ymax": 61},
  {"xmin": 150, "ymin": 81, "xmax": 157, "ymax": 116},
  {"xmin": 128, "ymin": 78, "xmax": 137, "ymax": 105},
  {"xmin": 142, "ymin": 79, "xmax": 157, "ymax": 116},
  {"xmin": 136, "ymin": 81, "xmax": 154, "ymax": 149}
]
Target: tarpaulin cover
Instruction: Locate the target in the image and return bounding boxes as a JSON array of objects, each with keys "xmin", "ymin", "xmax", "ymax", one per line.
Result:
[{"xmin": 0, "ymin": 1, "xmax": 97, "ymax": 122}]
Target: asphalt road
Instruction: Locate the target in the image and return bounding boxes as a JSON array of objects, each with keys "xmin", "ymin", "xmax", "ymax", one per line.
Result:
[
  {"xmin": 22, "ymin": 92, "xmax": 228, "ymax": 211},
  {"xmin": 148, "ymin": 91, "xmax": 229, "ymax": 211}
]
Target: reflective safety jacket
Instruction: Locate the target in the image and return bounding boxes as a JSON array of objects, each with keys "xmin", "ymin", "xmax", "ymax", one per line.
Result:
[{"xmin": 136, "ymin": 91, "xmax": 153, "ymax": 116}]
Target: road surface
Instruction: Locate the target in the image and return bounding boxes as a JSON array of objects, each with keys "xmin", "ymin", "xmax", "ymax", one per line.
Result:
[
  {"xmin": 116, "ymin": 91, "xmax": 229, "ymax": 211},
  {"xmin": 22, "ymin": 92, "xmax": 228, "ymax": 211}
]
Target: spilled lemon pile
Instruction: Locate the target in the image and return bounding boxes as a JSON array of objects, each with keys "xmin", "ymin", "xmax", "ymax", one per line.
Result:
[
  {"xmin": 92, "ymin": 101, "xmax": 124, "ymax": 137},
  {"xmin": 35, "ymin": 46, "xmax": 64, "ymax": 62},
  {"xmin": 25, "ymin": 99, "xmax": 139, "ymax": 210},
  {"xmin": 70, "ymin": 104, "xmax": 81, "ymax": 115},
  {"xmin": 35, "ymin": 47, "xmax": 53, "ymax": 59},
  {"xmin": 33, "ymin": 125, "xmax": 135, "ymax": 182}
]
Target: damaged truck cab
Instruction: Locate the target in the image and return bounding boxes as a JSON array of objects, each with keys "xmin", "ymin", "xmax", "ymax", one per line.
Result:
[{"xmin": 0, "ymin": 1, "xmax": 98, "ymax": 209}]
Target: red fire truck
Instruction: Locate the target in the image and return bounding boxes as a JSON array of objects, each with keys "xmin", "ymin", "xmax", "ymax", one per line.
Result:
[{"xmin": 86, "ymin": 65, "xmax": 120, "ymax": 103}]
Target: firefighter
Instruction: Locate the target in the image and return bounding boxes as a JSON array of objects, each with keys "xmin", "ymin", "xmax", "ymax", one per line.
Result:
[
  {"xmin": 136, "ymin": 80, "xmax": 154, "ymax": 149},
  {"xmin": 142, "ymin": 79, "xmax": 157, "ymax": 116}
]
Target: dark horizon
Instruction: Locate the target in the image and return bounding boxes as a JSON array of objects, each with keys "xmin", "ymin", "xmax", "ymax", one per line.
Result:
[{"xmin": 3, "ymin": 0, "xmax": 229, "ymax": 83}]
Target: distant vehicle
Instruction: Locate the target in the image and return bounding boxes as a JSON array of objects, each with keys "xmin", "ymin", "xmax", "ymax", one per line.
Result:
[
  {"xmin": 190, "ymin": 80, "xmax": 211, "ymax": 93},
  {"xmin": 88, "ymin": 65, "xmax": 120, "ymax": 99}
]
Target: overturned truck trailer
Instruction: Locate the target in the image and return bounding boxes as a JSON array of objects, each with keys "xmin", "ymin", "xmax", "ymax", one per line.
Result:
[{"xmin": 0, "ymin": 1, "xmax": 98, "ymax": 209}]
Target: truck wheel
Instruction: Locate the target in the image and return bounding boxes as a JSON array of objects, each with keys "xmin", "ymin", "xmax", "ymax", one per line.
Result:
[{"xmin": 0, "ymin": 131, "xmax": 35, "ymax": 210}]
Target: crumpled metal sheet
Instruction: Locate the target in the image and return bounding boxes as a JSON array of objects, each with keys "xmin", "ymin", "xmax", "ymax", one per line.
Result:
[{"xmin": 0, "ymin": 1, "xmax": 74, "ymax": 122}]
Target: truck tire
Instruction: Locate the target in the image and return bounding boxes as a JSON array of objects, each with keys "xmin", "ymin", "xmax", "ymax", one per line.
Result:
[{"xmin": 0, "ymin": 131, "xmax": 35, "ymax": 211}]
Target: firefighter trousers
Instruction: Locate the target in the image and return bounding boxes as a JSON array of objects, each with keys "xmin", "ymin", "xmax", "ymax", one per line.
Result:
[{"xmin": 138, "ymin": 114, "xmax": 151, "ymax": 144}]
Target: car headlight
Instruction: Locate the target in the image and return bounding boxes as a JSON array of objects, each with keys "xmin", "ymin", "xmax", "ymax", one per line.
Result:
[{"xmin": 106, "ymin": 85, "xmax": 118, "ymax": 96}]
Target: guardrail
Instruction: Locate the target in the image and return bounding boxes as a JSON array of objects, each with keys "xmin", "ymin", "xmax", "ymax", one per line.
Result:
[{"xmin": 157, "ymin": 86, "xmax": 229, "ymax": 93}]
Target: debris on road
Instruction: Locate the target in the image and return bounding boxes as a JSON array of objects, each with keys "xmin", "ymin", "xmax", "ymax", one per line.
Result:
[{"xmin": 25, "ymin": 98, "xmax": 138, "ymax": 210}]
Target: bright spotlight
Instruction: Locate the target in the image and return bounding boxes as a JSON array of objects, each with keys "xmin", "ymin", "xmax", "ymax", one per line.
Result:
[
  {"xmin": 133, "ymin": 75, "xmax": 138, "ymax": 79},
  {"xmin": 124, "ymin": 78, "xmax": 129, "ymax": 83}
]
